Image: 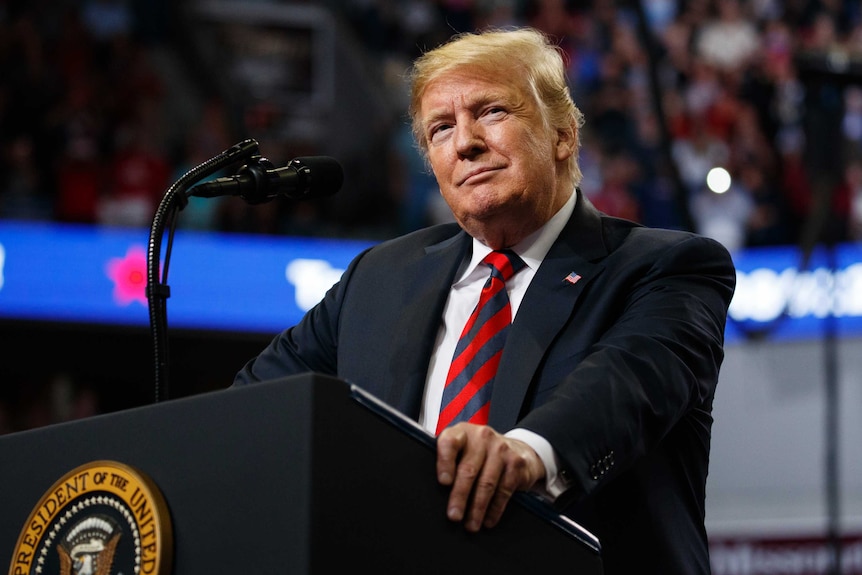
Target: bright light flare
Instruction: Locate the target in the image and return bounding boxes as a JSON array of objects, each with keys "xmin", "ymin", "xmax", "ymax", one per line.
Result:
[{"xmin": 706, "ymin": 167, "xmax": 732, "ymax": 194}]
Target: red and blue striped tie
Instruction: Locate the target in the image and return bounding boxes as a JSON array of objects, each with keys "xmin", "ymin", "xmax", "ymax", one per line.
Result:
[{"xmin": 436, "ymin": 250, "xmax": 525, "ymax": 434}]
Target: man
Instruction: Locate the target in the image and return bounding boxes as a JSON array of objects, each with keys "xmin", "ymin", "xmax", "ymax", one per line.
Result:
[{"xmin": 234, "ymin": 28, "xmax": 735, "ymax": 574}]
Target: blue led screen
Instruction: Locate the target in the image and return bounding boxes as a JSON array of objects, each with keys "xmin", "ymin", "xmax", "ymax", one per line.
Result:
[{"xmin": 2, "ymin": 221, "xmax": 861, "ymax": 342}]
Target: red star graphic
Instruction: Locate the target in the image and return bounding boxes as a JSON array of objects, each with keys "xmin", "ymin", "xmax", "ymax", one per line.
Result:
[{"xmin": 106, "ymin": 245, "xmax": 149, "ymax": 306}]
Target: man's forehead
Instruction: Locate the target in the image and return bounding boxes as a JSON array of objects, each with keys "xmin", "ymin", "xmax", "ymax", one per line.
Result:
[{"xmin": 420, "ymin": 70, "xmax": 526, "ymax": 113}]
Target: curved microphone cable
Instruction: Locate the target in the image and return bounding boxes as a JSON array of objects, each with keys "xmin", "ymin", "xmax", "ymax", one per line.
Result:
[{"xmin": 147, "ymin": 139, "xmax": 261, "ymax": 404}]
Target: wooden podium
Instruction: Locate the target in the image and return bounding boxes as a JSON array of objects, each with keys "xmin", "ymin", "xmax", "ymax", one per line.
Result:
[{"xmin": 0, "ymin": 374, "xmax": 602, "ymax": 574}]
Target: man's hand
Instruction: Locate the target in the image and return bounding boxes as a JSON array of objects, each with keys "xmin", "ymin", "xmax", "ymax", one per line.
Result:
[{"xmin": 436, "ymin": 423, "xmax": 545, "ymax": 532}]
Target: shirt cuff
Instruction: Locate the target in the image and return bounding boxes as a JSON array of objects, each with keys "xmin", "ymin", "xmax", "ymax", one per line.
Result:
[{"xmin": 504, "ymin": 428, "xmax": 571, "ymax": 500}]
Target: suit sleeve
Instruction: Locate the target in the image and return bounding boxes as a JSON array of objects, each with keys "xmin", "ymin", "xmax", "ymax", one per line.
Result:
[
  {"xmin": 516, "ymin": 234, "xmax": 736, "ymax": 506},
  {"xmin": 232, "ymin": 247, "xmax": 372, "ymax": 386}
]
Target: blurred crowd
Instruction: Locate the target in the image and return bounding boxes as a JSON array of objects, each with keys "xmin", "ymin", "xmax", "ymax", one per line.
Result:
[
  {"xmin": 0, "ymin": 0, "xmax": 171, "ymax": 226},
  {"xmin": 2, "ymin": 0, "xmax": 862, "ymax": 256},
  {"xmin": 0, "ymin": 372, "xmax": 100, "ymax": 435},
  {"xmin": 346, "ymin": 0, "xmax": 862, "ymax": 252}
]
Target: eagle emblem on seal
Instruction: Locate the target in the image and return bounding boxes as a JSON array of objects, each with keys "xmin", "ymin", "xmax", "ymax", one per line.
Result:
[{"xmin": 56, "ymin": 516, "xmax": 120, "ymax": 575}]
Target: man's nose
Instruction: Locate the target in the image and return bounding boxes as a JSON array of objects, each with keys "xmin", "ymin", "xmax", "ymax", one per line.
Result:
[{"xmin": 454, "ymin": 120, "xmax": 486, "ymax": 158}]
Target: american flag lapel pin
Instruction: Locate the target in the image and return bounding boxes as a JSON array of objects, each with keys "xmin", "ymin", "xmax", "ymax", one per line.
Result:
[{"xmin": 564, "ymin": 271, "xmax": 582, "ymax": 285}]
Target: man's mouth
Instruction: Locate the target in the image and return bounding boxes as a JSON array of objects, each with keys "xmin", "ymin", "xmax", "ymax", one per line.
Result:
[{"xmin": 458, "ymin": 166, "xmax": 501, "ymax": 185}]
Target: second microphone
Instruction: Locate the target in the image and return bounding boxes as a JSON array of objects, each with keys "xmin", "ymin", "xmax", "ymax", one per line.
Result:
[{"xmin": 190, "ymin": 156, "xmax": 344, "ymax": 204}]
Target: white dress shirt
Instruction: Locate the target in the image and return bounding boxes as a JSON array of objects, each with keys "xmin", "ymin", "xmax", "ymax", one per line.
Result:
[{"xmin": 419, "ymin": 190, "xmax": 577, "ymax": 498}]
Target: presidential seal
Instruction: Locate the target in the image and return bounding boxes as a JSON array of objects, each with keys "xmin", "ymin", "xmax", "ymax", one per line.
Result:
[{"xmin": 8, "ymin": 461, "xmax": 172, "ymax": 575}]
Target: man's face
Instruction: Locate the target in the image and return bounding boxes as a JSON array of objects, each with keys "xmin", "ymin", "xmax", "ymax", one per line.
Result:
[{"xmin": 418, "ymin": 67, "xmax": 574, "ymax": 248}]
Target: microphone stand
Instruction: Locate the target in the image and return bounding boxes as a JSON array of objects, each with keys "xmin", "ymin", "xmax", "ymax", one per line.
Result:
[{"xmin": 147, "ymin": 138, "xmax": 261, "ymax": 403}]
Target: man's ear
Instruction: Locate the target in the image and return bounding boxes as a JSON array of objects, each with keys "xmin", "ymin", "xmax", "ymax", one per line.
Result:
[{"xmin": 555, "ymin": 123, "xmax": 577, "ymax": 161}]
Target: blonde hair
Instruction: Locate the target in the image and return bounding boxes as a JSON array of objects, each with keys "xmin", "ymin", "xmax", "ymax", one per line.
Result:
[{"xmin": 408, "ymin": 27, "xmax": 585, "ymax": 187}]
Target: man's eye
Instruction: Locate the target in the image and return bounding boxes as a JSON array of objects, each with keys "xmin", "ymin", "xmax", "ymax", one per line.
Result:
[{"xmin": 429, "ymin": 124, "xmax": 451, "ymax": 141}]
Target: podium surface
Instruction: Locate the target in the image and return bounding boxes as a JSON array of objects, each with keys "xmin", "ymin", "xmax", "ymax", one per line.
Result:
[{"xmin": 1, "ymin": 374, "xmax": 602, "ymax": 574}]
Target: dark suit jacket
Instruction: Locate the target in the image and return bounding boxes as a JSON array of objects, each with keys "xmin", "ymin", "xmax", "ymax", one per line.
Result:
[{"xmin": 234, "ymin": 191, "xmax": 736, "ymax": 574}]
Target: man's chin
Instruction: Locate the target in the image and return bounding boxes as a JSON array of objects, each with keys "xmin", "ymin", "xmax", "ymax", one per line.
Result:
[{"xmin": 456, "ymin": 211, "xmax": 521, "ymax": 248}]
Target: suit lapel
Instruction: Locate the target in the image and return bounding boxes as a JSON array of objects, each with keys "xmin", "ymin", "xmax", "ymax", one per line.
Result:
[
  {"xmin": 385, "ymin": 231, "xmax": 470, "ymax": 418},
  {"xmin": 489, "ymin": 192, "xmax": 610, "ymax": 430}
]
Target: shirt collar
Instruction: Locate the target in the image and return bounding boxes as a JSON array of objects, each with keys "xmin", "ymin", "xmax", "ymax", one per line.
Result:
[{"xmin": 457, "ymin": 189, "xmax": 577, "ymax": 284}]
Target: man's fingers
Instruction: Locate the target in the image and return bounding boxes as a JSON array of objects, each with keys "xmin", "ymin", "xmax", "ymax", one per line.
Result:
[
  {"xmin": 436, "ymin": 424, "xmax": 544, "ymax": 531},
  {"xmin": 440, "ymin": 426, "xmax": 489, "ymax": 524},
  {"xmin": 482, "ymin": 479, "xmax": 516, "ymax": 528},
  {"xmin": 462, "ymin": 450, "xmax": 504, "ymax": 531},
  {"xmin": 472, "ymin": 439, "xmax": 524, "ymax": 529},
  {"xmin": 436, "ymin": 425, "xmax": 467, "ymax": 486},
  {"xmin": 438, "ymin": 425, "xmax": 504, "ymax": 531}
]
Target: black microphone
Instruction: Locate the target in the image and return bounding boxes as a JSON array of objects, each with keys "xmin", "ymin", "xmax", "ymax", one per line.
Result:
[{"xmin": 189, "ymin": 156, "xmax": 344, "ymax": 204}]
